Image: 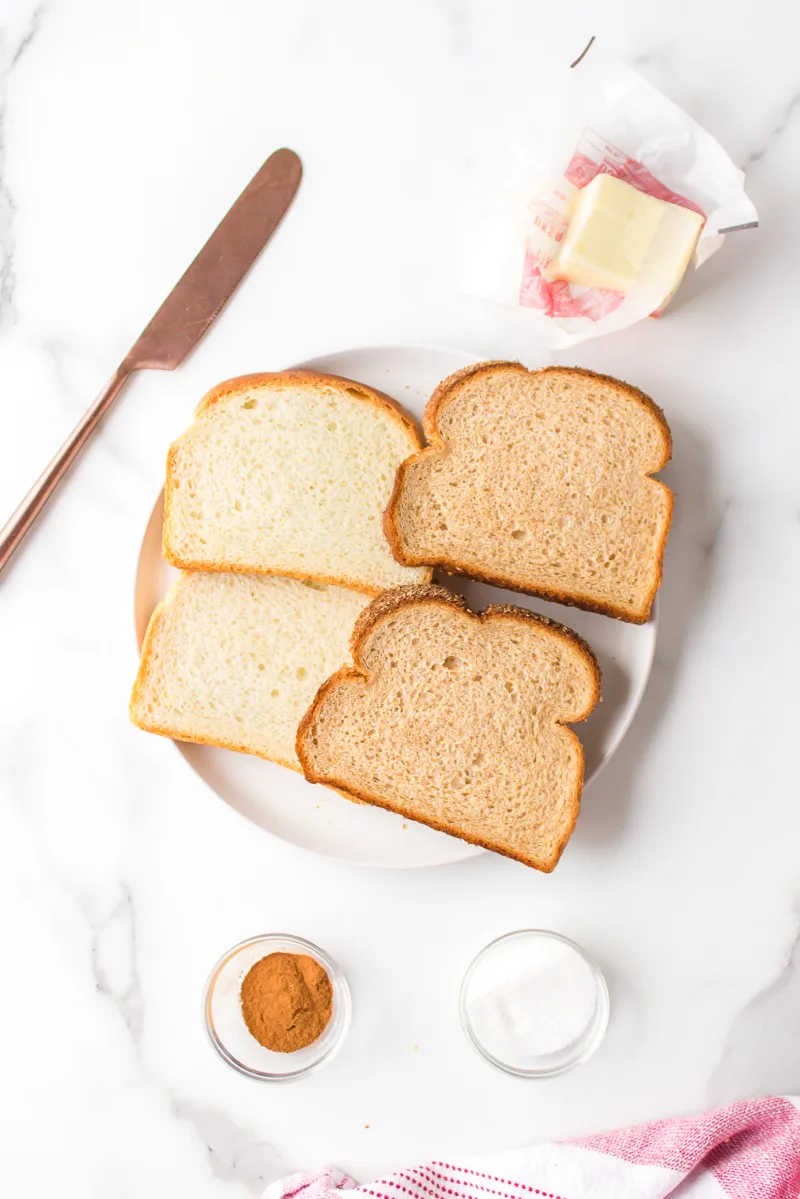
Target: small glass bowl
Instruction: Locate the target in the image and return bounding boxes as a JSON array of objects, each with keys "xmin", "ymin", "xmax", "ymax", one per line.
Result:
[
  {"xmin": 203, "ymin": 934, "xmax": 351, "ymax": 1081},
  {"xmin": 459, "ymin": 929, "xmax": 609, "ymax": 1078}
]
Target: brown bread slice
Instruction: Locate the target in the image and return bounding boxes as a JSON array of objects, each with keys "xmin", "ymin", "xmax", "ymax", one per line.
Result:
[
  {"xmin": 297, "ymin": 584, "xmax": 601, "ymax": 871},
  {"xmin": 384, "ymin": 362, "xmax": 673, "ymax": 623}
]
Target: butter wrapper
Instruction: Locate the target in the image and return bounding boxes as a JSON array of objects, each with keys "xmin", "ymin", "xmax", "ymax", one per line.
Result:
[{"xmin": 462, "ymin": 41, "xmax": 758, "ymax": 348}]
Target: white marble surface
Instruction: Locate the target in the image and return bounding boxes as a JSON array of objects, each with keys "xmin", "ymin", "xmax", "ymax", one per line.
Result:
[{"xmin": 1, "ymin": 0, "xmax": 799, "ymax": 1194}]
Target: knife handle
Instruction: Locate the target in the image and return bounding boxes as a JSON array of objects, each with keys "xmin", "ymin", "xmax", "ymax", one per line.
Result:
[{"xmin": 0, "ymin": 363, "xmax": 133, "ymax": 576}]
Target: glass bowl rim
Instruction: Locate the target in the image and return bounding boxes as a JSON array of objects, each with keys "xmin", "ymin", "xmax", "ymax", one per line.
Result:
[
  {"xmin": 203, "ymin": 932, "xmax": 351, "ymax": 1082},
  {"xmin": 459, "ymin": 927, "xmax": 610, "ymax": 1078}
]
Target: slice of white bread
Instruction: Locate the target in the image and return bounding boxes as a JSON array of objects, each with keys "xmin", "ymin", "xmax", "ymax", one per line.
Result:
[
  {"xmin": 385, "ymin": 362, "xmax": 673, "ymax": 623},
  {"xmin": 130, "ymin": 572, "xmax": 368, "ymax": 769},
  {"xmin": 163, "ymin": 371, "xmax": 432, "ymax": 594},
  {"xmin": 297, "ymin": 584, "xmax": 601, "ymax": 871}
]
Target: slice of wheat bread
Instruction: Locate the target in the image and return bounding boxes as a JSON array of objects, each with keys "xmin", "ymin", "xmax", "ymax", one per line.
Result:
[
  {"xmin": 296, "ymin": 583, "xmax": 601, "ymax": 871},
  {"xmin": 163, "ymin": 371, "xmax": 432, "ymax": 594},
  {"xmin": 384, "ymin": 362, "xmax": 673, "ymax": 623},
  {"xmin": 130, "ymin": 572, "xmax": 368, "ymax": 769}
]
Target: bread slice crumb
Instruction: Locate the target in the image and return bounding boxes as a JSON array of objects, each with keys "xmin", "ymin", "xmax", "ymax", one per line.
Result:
[
  {"xmin": 164, "ymin": 370, "xmax": 432, "ymax": 594},
  {"xmin": 385, "ymin": 362, "xmax": 672, "ymax": 623},
  {"xmin": 130, "ymin": 572, "xmax": 368, "ymax": 767},
  {"xmin": 297, "ymin": 584, "xmax": 601, "ymax": 871}
]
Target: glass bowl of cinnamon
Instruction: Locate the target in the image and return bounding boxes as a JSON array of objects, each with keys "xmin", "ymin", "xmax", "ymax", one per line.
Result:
[{"xmin": 203, "ymin": 933, "xmax": 351, "ymax": 1081}]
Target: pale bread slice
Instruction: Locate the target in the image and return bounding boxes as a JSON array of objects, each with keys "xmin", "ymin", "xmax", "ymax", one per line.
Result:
[
  {"xmin": 385, "ymin": 362, "xmax": 673, "ymax": 623},
  {"xmin": 130, "ymin": 572, "xmax": 368, "ymax": 769},
  {"xmin": 163, "ymin": 371, "xmax": 432, "ymax": 594},
  {"xmin": 297, "ymin": 584, "xmax": 601, "ymax": 871}
]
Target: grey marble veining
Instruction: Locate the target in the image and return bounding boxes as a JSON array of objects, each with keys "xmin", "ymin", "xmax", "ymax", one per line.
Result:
[
  {"xmin": 91, "ymin": 885, "xmax": 144, "ymax": 1046},
  {"xmin": 0, "ymin": 1, "xmax": 44, "ymax": 323},
  {"xmin": 710, "ymin": 921, "xmax": 800, "ymax": 1105},
  {"xmin": 172, "ymin": 1099, "xmax": 286, "ymax": 1195},
  {"xmin": 0, "ymin": 1, "xmax": 799, "ymax": 1194},
  {"xmin": 745, "ymin": 89, "xmax": 800, "ymax": 166}
]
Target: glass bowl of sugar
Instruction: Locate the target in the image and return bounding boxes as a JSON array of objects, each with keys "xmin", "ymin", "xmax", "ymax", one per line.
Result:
[{"xmin": 459, "ymin": 929, "xmax": 609, "ymax": 1078}]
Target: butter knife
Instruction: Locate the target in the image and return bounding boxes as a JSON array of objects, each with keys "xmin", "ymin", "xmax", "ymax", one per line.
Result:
[{"xmin": 0, "ymin": 147, "xmax": 302, "ymax": 575}]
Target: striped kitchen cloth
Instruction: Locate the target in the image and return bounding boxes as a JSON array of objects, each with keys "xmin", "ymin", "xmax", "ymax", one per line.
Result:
[{"xmin": 265, "ymin": 1096, "xmax": 800, "ymax": 1199}]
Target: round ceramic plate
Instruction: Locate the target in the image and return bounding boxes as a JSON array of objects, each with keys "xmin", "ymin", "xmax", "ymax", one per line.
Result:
[{"xmin": 134, "ymin": 345, "xmax": 657, "ymax": 868}]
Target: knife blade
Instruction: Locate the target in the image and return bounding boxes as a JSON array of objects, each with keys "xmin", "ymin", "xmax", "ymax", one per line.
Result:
[
  {"xmin": 0, "ymin": 147, "xmax": 302, "ymax": 575},
  {"xmin": 127, "ymin": 147, "xmax": 302, "ymax": 369}
]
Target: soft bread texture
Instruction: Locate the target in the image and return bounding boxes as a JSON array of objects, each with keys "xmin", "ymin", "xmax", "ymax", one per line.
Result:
[
  {"xmin": 164, "ymin": 371, "xmax": 432, "ymax": 594},
  {"xmin": 385, "ymin": 362, "xmax": 673, "ymax": 623},
  {"xmin": 297, "ymin": 584, "xmax": 601, "ymax": 871},
  {"xmin": 130, "ymin": 572, "xmax": 368, "ymax": 769}
]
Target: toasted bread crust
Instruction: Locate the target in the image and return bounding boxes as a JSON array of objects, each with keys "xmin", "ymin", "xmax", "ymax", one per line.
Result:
[
  {"xmin": 422, "ymin": 362, "xmax": 672, "ymax": 457},
  {"xmin": 296, "ymin": 584, "xmax": 601, "ymax": 871},
  {"xmin": 193, "ymin": 370, "xmax": 424, "ymax": 439},
  {"xmin": 384, "ymin": 362, "xmax": 673, "ymax": 624},
  {"xmin": 163, "ymin": 370, "xmax": 432, "ymax": 588},
  {"xmin": 159, "ymin": 550, "xmax": 389, "ymax": 597}
]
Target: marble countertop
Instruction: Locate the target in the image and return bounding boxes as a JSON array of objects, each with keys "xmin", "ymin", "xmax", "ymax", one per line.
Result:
[{"xmin": 2, "ymin": 0, "xmax": 799, "ymax": 1194}]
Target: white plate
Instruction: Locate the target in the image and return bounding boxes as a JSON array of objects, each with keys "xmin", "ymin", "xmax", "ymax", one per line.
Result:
[{"xmin": 134, "ymin": 345, "xmax": 657, "ymax": 869}]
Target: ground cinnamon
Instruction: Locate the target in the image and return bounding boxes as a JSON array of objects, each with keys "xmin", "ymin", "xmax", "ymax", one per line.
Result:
[{"xmin": 240, "ymin": 951, "xmax": 333, "ymax": 1053}]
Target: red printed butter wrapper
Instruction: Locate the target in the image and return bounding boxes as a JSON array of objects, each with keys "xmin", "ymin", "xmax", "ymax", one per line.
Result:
[{"xmin": 462, "ymin": 41, "xmax": 757, "ymax": 349}]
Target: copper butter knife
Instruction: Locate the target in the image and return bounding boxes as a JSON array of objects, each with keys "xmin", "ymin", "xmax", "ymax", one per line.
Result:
[{"xmin": 0, "ymin": 147, "xmax": 302, "ymax": 575}]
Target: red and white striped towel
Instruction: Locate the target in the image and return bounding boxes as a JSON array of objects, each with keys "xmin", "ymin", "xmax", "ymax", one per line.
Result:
[{"xmin": 266, "ymin": 1097, "xmax": 800, "ymax": 1199}]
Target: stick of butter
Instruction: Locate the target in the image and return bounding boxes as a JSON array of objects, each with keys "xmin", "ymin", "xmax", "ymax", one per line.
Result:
[{"xmin": 546, "ymin": 174, "xmax": 704, "ymax": 296}]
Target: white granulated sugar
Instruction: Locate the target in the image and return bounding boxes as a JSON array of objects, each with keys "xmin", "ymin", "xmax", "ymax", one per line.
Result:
[{"xmin": 467, "ymin": 936, "xmax": 598, "ymax": 1066}]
